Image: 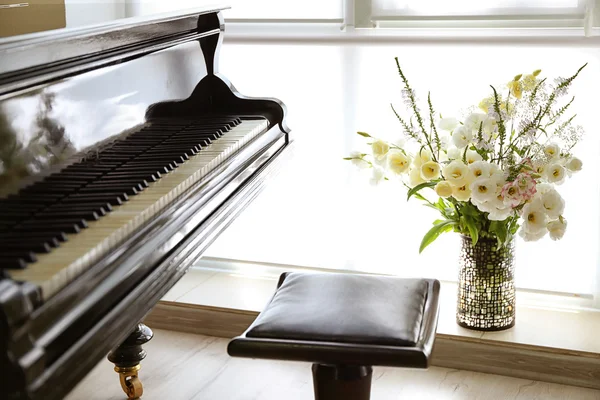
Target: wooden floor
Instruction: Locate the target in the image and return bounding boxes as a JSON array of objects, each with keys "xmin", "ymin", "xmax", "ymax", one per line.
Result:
[{"xmin": 67, "ymin": 329, "xmax": 600, "ymax": 400}]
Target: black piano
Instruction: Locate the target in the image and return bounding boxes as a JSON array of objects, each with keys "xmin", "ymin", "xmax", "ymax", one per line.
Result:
[{"xmin": 0, "ymin": 5, "xmax": 290, "ymax": 399}]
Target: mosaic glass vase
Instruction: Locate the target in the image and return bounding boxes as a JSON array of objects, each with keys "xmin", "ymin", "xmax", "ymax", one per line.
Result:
[{"xmin": 456, "ymin": 234, "xmax": 516, "ymax": 331}]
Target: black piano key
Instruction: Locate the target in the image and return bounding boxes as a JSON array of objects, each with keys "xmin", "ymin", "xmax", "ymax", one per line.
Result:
[
  {"xmin": 5, "ymin": 231, "xmax": 69, "ymax": 242},
  {"xmin": 46, "ymin": 203, "xmax": 112, "ymax": 215},
  {"xmin": 65, "ymin": 192, "xmax": 129, "ymax": 204},
  {"xmin": 50, "ymin": 170, "xmax": 105, "ymax": 177},
  {"xmin": 5, "ymin": 237, "xmax": 60, "ymax": 248},
  {"xmin": 123, "ymin": 159, "xmax": 179, "ymax": 167},
  {"xmin": 0, "ymin": 257, "xmax": 28, "ymax": 270},
  {"xmin": 0, "ymin": 251, "xmax": 38, "ymax": 262},
  {"xmin": 33, "ymin": 210, "xmax": 100, "ymax": 221},
  {"xmin": 135, "ymin": 155, "xmax": 188, "ymax": 164},
  {"xmin": 186, "ymin": 122, "xmax": 232, "ymax": 129},
  {"xmin": 0, "ymin": 234, "xmax": 62, "ymax": 247},
  {"xmin": 19, "ymin": 185, "xmax": 81, "ymax": 195},
  {"xmin": 6, "ymin": 193, "xmax": 65, "ymax": 202},
  {"xmin": 18, "ymin": 217, "xmax": 88, "ymax": 228},
  {"xmin": 150, "ymin": 142, "xmax": 204, "ymax": 149},
  {"xmin": 78, "ymin": 185, "xmax": 142, "ymax": 196},
  {"xmin": 44, "ymin": 174, "xmax": 102, "ymax": 182},
  {"xmin": 0, "ymin": 211, "xmax": 36, "ymax": 218},
  {"xmin": 0, "ymin": 241, "xmax": 52, "ymax": 253},
  {"xmin": 116, "ymin": 165, "xmax": 171, "ymax": 175},
  {"xmin": 91, "ymin": 179, "xmax": 149, "ymax": 188},
  {"xmin": 102, "ymin": 172, "xmax": 159, "ymax": 182},
  {"xmin": 119, "ymin": 163, "xmax": 176, "ymax": 172},
  {"xmin": 95, "ymin": 157, "xmax": 134, "ymax": 163},
  {"xmin": 18, "ymin": 219, "xmax": 87, "ymax": 232},
  {"xmin": 171, "ymin": 132, "xmax": 219, "ymax": 140}
]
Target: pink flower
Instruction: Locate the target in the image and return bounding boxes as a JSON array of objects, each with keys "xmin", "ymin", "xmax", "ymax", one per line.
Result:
[
  {"xmin": 501, "ymin": 172, "xmax": 537, "ymax": 208},
  {"xmin": 515, "ymin": 172, "xmax": 537, "ymax": 201},
  {"xmin": 501, "ymin": 181, "xmax": 522, "ymax": 208}
]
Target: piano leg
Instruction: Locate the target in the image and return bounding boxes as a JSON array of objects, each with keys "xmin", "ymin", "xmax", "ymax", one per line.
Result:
[{"xmin": 107, "ymin": 323, "xmax": 154, "ymax": 399}]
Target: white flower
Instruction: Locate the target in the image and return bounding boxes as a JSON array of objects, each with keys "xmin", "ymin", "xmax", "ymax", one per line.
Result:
[
  {"xmin": 565, "ymin": 157, "xmax": 583, "ymax": 172},
  {"xmin": 447, "ymin": 146, "xmax": 462, "ymax": 160},
  {"xmin": 434, "ymin": 181, "xmax": 453, "ymax": 198},
  {"xmin": 545, "ymin": 163, "xmax": 566, "ymax": 184},
  {"xmin": 519, "ymin": 226, "xmax": 547, "ymax": 242},
  {"xmin": 452, "ymin": 125, "xmax": 472, "ymax": 148},
  {"xmin": 349, "ymin": 151, "xmax": 370, "ymax": 169},
  {"xmin": 533, "ymin": 161, "xmax": 546, "ymax": 176},
  {"xmin": 535, "ymin": 182, "xmax": 553, "ymax": 195},
  {"xmin": 488, "ymin": 206, "xmax": 513, "ymax": 221},
  {"xmin": 469, "ymin": 160, "xmax": 493, "ymax": 179},
  {"xmin": 544, "ymin": 143, "xmax": 561, "ymax": 160},
  {"xmin": 490, "ymin": 165, "xmax": 506, "ymax": 180},
  {"xmin": 370, "ymin": 167, "xmax": 385, "ymax": 186},
  {"xmin": 420, "ymin": 161, "xmax": 441, "ymax": 181},
  {"xmin": 464, "ymin": 112, "xmax": 495, "ymax": 135},
  {"xmin": 466, "ymin": 149, "xmax": 483, "ymax": 164},
  {"xmin": 413, "ymin": 148, "xmax": 432, "ymax": 168},
  {"xmin": 371, "ymin": 140, "xmax": 389, "ymax": 161},
  {"xmin": 409, "ymin": 167, "xmax": 425, "ymax": 187},
  {"xmin": 452, "ymin": 183, "xmax": 472, "ymax": 202},
  {"xmin": 548, "ymin": 218, "xmax": 567, "ymax": 240},
  {"xmin": 540, "ymin": 189, "xmax": 565, "ymax": 219},
  {"xmin": 387, "ymin": 150, "xmax": 411, "ymax": 175},
  {"xmin": 442, "ymin": 160, "xmax": 471, "ymax": 187},
  {"xmin": 439, "ymin": 117, "xmax": 459, "ymax": 131},
  {"xmin": 521, "ymin": 199, "xmax": 548, "ymax": 234},
  {"xmin": 470, "ymin": 177, "xmax": 498, "ymax": 203}
]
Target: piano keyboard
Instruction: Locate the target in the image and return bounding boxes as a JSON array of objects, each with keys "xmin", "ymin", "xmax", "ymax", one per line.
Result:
[{"xmin": 2, "ymin": 117, "xmax": 268, "ymax": 299}]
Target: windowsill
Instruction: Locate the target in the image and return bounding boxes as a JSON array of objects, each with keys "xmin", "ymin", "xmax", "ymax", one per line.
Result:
[
  {"xmin": 160, "ymin": 257, "xmax": 600, "ymax": 355},
  {"xmin": 223, "ymin": 22, "xmax": 600, "ymax": 43}
]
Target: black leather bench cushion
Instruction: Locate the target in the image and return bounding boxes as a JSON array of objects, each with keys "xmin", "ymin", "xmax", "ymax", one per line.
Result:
[{"xmin": 246, "ymin": 272, "xmax": 430, "ymax": 347}]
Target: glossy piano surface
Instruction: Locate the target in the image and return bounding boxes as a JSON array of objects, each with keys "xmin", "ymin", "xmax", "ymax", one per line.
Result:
[
  {"xmin": 0, "ymin": 6, "xmax": 290, "ymax": 400},
  {"xmin": 0, "ymin": 40, "xmax": 208, "ymax": 197}
]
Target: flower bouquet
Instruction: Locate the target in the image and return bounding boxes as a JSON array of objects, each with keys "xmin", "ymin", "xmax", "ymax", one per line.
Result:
[{"xmin": 346, "ymin": 58, "xmax": 586, "ymax": 330}]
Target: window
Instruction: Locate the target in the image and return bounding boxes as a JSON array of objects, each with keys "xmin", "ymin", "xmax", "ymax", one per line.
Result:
[
  {"xmin": 373, "ymin": 0, "xmax": 583, "ymax": 16},
  {"xmin": 190, "ymin": 1, "xmax": 600, "ymax": 305}
]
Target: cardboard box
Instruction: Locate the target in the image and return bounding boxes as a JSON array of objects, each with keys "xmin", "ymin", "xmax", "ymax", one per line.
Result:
[{"xmin": 0, "ymin": 0, "xmax": 66, "ymax": 37}]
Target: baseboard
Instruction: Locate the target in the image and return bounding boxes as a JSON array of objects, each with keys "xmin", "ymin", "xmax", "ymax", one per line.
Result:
[{"xmin": 144, "ymin": 300, "xmax": 600, "ymax": 391}]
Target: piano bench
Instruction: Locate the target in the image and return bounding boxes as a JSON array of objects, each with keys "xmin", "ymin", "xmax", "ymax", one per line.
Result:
[{"xmin": 227, "ymin": 272, "xmax": 441, "ymax": 400}]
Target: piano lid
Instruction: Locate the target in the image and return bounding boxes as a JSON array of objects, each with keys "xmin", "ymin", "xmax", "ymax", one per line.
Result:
[
  {"xmin": 0, "ymin": 4, "xmax": 240, "ymax": 198},
  {"xmin": 0, "ymin": 3, "xmax": 229, "ymax": 88}
]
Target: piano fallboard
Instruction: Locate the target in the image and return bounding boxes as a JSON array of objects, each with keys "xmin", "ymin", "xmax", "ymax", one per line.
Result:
[{"xmin": 0, "ymin": 6, "xmax": 291, "ymax": 400}]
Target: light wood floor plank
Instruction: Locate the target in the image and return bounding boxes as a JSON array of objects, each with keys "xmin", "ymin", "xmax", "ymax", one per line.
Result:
[{"xmin": 66, "ymin": 330, "xmax": 600, "ymax": 400}]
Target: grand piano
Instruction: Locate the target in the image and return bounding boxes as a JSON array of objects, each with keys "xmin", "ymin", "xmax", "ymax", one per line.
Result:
[{"xmin": 0, "ymin": 5, "xmax": 290, "ymax": 399}]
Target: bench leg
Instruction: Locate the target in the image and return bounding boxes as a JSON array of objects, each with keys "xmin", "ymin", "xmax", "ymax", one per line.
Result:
[{"xmin": 312, "ymin": 364, "xmax": 372, "ymax": 400}]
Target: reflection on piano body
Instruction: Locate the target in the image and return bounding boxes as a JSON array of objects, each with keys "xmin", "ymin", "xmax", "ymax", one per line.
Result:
[{"xmin": 0, "ymin": 6, "xmax": 290, "ymax": 400}]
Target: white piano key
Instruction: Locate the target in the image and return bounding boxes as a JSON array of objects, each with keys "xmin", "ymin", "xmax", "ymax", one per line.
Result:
[{"xmin": 9, "ymin": 119, "xmax": 268, "ymax": 299}]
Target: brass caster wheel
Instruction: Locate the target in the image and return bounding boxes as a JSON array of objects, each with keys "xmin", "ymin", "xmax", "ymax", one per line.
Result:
[{"xmin": 115, "ymin": 365, "xmax": 144, "ymax": 399}]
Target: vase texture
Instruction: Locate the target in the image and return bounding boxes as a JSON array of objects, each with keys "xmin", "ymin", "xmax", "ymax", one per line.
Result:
[{"xmin": 456, "ymin": 234, "xmax": 516, "ymax": 331}]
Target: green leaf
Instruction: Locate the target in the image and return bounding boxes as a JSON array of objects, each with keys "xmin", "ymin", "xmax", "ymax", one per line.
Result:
[
  {"xmin": 412, "ymin": 192, "xmax": 428, "ymax": 202},
  {"xmin": 464, "ymin": 215, "xmax": 479, "ymax": 246},
  {"xmin": 407, "ymin": 181, "xmax": 437, "ymax": 201},
  {"xmin": 357, "ymin": 131, "xmax": 371, "ymax": 138},
  {"xmin": 489, "ymin": 220, "xmax": 507, "ymax": 248},
  {"xmin": 419, "ymin": 220, "xmax": 456, "ymax": 253},
  {"xmin": 460, "ymin": 202, "xmax": 481, "ymax": 218}
]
